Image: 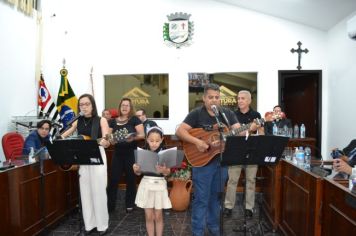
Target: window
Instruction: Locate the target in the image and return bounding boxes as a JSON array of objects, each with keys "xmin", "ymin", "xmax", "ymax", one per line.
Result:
[
  {"xmin": 104, "ymin": 74, "xmax": 169, "ymax": 119},
  {"xmin": 188, "ymin": 72, "xmax": 258, "ymax": 111}
]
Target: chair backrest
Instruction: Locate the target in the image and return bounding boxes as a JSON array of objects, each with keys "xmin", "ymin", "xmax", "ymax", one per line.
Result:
[{"xmin": 2, "ymin": 132, "xmax": 24, "ymax": 160}]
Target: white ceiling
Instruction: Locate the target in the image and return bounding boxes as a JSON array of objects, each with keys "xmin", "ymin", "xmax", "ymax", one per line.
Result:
[{"xmin": 215, "ymin": 0, "xmax": 356, "ymax": 31}]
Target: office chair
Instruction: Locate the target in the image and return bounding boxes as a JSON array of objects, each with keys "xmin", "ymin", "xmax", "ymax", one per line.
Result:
[{"xmin": 2, "ymin": 132, "xmax": 24, "ymax": 160}]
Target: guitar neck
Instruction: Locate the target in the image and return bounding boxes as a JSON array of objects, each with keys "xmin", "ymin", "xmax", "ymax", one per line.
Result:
[
  {"xmin": 231, "ymin": 123, "xmax": 251, "ymax": 135},
  {"xmin": 230, "ymin": 118, "xmax": 264, "ymax": 135}
]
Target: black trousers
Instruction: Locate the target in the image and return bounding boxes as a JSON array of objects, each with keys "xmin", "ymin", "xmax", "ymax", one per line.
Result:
[{"xmin": 107, "ymin": 149, "xmax": 137, "ymax": 211}]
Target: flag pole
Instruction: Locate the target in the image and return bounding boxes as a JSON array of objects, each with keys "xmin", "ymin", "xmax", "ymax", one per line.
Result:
[{"xmin": 90, "ymin": 66, "xmax": 95, "ymax": 97}]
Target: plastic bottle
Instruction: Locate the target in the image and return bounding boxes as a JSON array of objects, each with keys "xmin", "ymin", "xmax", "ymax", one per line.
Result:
[
  {"xmin": 304, "ymin": 147, "xmax": 311, "ymax": 169},
  {"xmin": 283, "ymin": 125, "xmax": 288, "ymax": 136},
  {"xmin": 293, "ymin": 124, "xmax": 299, "ymax": 138},
  {"xmin": 300, "ymin": 124, "xmax": 306, "ymax": 138},
  {"xmin": 272, "ymin": 123, "xmax": 278, "ymax": 135},
  {"xmin": 295, "ymin": 146, "xmax": 305, "ymax": 167},
  {"xmin": 146, "ymin": 123, "xmax": 151, "ymax": 134},
  {"xmin": 292, "ymin": 147, "xmax": 298, "ymax": 165},
  {"xmin": 28, "ymin": 147, "xmax": 35, "ymax": 163}
]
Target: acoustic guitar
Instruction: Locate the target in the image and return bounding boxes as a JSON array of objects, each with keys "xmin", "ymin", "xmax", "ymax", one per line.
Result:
[
  {"xmin": 59, "ymin": 130, "xmax": 135, "ymax": 171},
  {"xmin": 182, "ymin": 118, "xmax": 265, "ymax": 167}
]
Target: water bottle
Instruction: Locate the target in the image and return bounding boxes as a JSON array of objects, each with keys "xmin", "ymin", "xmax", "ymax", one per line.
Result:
[
  {"xmin": 272, "ymin": 123, "xmax": 278, "ymax": 135},
  {"xmin": 304, "ymin": 147, "xmax": 311, "ymax": 169},
  {"xmin": 146, "ymin": 123, "xmax": 151, "ymax": 134},
  {"xmin": 295, "ymin": 146, "xmax": 305, "ymax": 167},
  {"xmin": 293, "ymin": 124, "xmax": 299, "ymax": 138},
  {"xmin": 292, "ymin": 147, "xmax": 298, "ymax": 165},
  {"xmin": 300, "ymin": 124, "xmax": 306, "ymax": 138},
  {"xmin": 28, "ymin": 147, "xmax": 35, "ymax": 163},
  {"xmin": 283, "ymin": 125, "xmax": 288, "ymax": 137}
]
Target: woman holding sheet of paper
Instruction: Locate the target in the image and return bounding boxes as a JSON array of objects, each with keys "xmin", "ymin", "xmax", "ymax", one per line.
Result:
[
  {"xmin": 107, "ymin": 97, "xmax": 144, "ymax": 213},
  {"xmin": 133, "ymin": 126, "xmax": 171, "ymax": 236}
]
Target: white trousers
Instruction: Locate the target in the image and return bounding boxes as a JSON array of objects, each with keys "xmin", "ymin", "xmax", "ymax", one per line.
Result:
[
  {"xmin": 79, "ymin": 146, "xmax": 109, "ymax": 231},
  {"xmin": 224, "ymin": 165, "xmax": 258, "ymax": 210}
]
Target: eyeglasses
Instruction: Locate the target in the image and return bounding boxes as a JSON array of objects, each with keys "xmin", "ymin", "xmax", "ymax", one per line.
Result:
[{"xmin": 79, "ymin": 102, "xmax": 91, "ymax": 107}]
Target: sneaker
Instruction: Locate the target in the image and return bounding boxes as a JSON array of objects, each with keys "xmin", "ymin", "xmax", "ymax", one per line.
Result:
[
  {"xmin": 223, "ymin": 208, "xmax": 232, "ymax": 217},
  {"xmin": 245, "ymin": 209, "xmax": 253, "ymax": 218}
]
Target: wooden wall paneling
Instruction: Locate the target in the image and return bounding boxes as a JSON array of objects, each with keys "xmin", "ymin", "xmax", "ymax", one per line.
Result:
[
  {"xmin": 279, "ymin": 161, "xmax": 322, "ymax": 236},
  {"xmin": 0, "ymin": 170, "xmax": 12, "ymax": 235},
  {"xmin": 321, "ymin": 178, "xmax": 356, "ymax": 235},
  {"xmin": 261, "ymin": 161, "xmax": 282, "ymax": 231}
]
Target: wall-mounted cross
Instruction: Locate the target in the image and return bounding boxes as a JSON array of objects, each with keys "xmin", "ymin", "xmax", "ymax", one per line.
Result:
[{"xmin": 291, "ymin": 41, "xmax": 309, "ymax": 70}]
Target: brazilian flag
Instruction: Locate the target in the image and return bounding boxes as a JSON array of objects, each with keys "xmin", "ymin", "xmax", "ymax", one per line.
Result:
[{"xmin": 56, "ymin": 68, "xmax": 78, "ymax": 129}]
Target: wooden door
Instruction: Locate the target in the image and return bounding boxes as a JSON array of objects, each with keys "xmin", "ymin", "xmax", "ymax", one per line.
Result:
[{"xmin": 278, "ymin": 70, "xmax": 322, "ymax": 156}]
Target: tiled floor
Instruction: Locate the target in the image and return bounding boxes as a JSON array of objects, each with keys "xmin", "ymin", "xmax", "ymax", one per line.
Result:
[{"xmin": 49, "ymin": 191, "xmax": 280, "ymax": 236}]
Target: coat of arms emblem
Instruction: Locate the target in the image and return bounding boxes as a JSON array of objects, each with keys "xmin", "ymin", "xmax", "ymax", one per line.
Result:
[{"xmin": 163, "ymin": 12, "xmax": 194, "ymax": 49}]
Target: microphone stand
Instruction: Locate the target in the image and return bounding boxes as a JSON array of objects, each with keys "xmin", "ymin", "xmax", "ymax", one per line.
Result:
[
  {"xmin": 35, "ymin": 147, "xmax": 48, "ymax": 235},
  {"xmin": 54, "ymin": 112, "xmax": 84, "ymax": 140},
  {"xmin": 211, "ymin": 106, "xmax": 226, "ymax": 236}
]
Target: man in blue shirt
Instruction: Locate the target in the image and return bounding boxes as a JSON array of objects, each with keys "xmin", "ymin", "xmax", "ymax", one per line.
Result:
[
  {"xmin": 176, "ymin": 83, "xmax": 241, "ymax": 236},
  {"xmin": 23, "ymin": 120, "xmax": 52, "ymax": 155}
]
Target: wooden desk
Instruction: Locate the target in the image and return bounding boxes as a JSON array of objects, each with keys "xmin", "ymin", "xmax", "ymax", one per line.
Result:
[
  {"xmin": 279, "ymin": 160, "xmax": 323, "ymax": 236},
  {"xmin": 261, "ymin": 161, "xmax": 282, "ymax": 230},
  {"xmin": 321, "ymin": 178, "xmax": 356, "ymax": 235},
  {"xmin": 0, "ymin": 160, "xmax": 78, "ymax": 236}
]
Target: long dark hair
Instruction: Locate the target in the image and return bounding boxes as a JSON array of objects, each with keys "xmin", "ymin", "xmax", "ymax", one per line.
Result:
[{"xmin": 78, "ymin": 94, "xmax": 98, "ymax": 117}]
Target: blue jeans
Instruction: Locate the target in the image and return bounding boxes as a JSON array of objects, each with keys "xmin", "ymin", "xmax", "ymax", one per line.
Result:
[{"xmin": 191, "ymin": 159, "xmax": 227, "ymax": 236}]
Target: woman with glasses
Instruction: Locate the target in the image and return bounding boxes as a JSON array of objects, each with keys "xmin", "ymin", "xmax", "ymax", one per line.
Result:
[
  {"xmin": 61, "ymin": 93, "xmax": 110, "ymax": 235},
  {"xmin": 107, "ymin": 97, "xmax": 144, "ymax": 213}
]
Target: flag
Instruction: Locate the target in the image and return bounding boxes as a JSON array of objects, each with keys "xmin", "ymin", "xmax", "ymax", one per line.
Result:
[
  {"xmin": 56, "ymin": 68, "xmax": 78, "ymax": 129},
  {"xmin": 38, "ymin": 74, "xmax": 61, "ymax": 136}
]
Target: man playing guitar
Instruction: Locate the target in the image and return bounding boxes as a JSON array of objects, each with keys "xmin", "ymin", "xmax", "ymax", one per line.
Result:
[
  {"xmin": 176, "ymin": 83, "xmax": 241, "ymax": 236},
  {"xmin": 223, "ymin": 90, "xmax": 264, "ymax": 218}
]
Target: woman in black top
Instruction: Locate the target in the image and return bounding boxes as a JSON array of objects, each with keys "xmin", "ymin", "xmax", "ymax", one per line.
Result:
[
  {"xmin": 107, "ymin": 97, "xmax": 144, "ymax": 213},
  {"xmin": 61, "ymin": 94, "xmax": 110, "ymax": 235}
]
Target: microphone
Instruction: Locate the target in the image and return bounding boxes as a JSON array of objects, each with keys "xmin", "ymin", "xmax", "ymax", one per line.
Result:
[
  {"xmin": 211, "ymin": 105, "xmax": 220, "ymax": 117},
  {"xmin": 51, "ymin": 121, "xmax": 63, "ymax": 128},
  {"xmin": 211, "ymin": 105, "xmax": 225, "ymax": 139},
  {"xmin": 218, "ymin": 106, "xmax": 232, "ymax": 130},
  {"xmin": 66, "ymin": 112, "xmax": 84, "ymax": 127}
]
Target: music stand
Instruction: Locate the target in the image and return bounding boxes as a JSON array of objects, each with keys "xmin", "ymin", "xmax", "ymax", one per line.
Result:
[
  {"xmin": 46, "ymin": 139, "xmax": 103, "ymax": 236},
  {"xmin": 221, "ymin": 135, "xmax": 289, "ymax": 235},
  {"xmin": 46, "ymin": 139, "xmax": 103, "ymax": 166}
]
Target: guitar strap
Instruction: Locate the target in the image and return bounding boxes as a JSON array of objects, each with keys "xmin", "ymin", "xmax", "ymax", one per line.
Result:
[{"xmin": 91, "ymin": 116, "xmax": 100, "ymax": 139}]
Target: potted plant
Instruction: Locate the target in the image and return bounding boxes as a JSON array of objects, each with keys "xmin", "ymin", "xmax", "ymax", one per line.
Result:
[{"xmin": 168, "ymin": 161, "xmax": 193, "ymax": 211}]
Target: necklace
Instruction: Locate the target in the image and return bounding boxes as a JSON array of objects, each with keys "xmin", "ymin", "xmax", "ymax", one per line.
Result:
[
  {"xmin": 83, "ymin": 117, "xmax": 92, "ymax": 127},
  {"xmin": 117, "ymin": 116, "xmax": 128, "ymax": 125}
]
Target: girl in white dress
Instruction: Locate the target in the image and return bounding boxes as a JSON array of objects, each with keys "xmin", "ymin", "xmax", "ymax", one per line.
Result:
[{"xmin": 133, "ymin": 126, "xmax": 171, "ymax": 236}]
